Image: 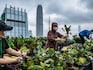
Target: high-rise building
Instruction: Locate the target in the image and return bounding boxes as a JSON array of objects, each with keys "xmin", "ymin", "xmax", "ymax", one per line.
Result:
[
  {"xmin": 1, "ymin": 5, "xmax": 28, "ymax": 37},
  {"xmin": 78, "ymin": 25, "xmax": 81, "ymax": 33},
  {"xmin": 36, "ymin": 5, "xmax": 43, "ymax": 37}
]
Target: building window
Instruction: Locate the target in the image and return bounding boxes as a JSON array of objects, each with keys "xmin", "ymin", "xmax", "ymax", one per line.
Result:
[
  {"xmin": 23, "ymin": 28, "xmax": 26, "ymax": 31},
  {"xmin": 11, "ymin": 9, "xmax": 14, "ymax": 14},
  {"xmin": 23, "ymin": 23, "xmax": 26, "ymax": 28},
  {"xmin": 15, "ymin": 15, "xmax": 18, "ymax": 20},
  {"xmin": 7, "ymin": 21, "xmax": 11, "ymax": 25},
  {"xmin": 15, "ymin": 22, "xmax": 19, "ymax": 27},
  {"xmin": 11, "ymin": 22, "xmax": 14, "ymax": 31},
  {"xmin": 11, "ymin": 15, "xmax": 14, "ymax": 20},
  {"xmin": 23, "ymin": 13, "xmax": 25, "ymax": 21},
  {"xmin": 6, "ymin": 14, "xmax": 10, "ymax": 19},
  {"xmin": 19, "ymin": 16, "xmax": 21, "ymax": 21},
  {"xmin": 6, "ymin": 8, "xmax": 10, "ymax": 14},
  {"xmin": 19, "ymin": 23, "xmax": 22, "ymax": 27},
  {"xmin": 19, "ymin": 11, "xmax": 21, "ymax": 16},
  {"xmin": 15, "ymin": 10, "xmax": 18, "ymax": 15}
]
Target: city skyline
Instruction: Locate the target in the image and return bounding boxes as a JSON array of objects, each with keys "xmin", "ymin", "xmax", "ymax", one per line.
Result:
[{"xmin": 0, "ymin": 0, "xmax": 93, "ymax": 37}]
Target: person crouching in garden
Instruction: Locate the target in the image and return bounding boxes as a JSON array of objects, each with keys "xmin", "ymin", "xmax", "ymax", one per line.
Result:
[
  {"xmin": 0, "ymin": 20, "xmax": 26, "ymax": 70},
  {"xmin": 79, "ymin": 29, "xmax": 93, "ymax": 45},
  {"xmin": 45, "ymin": 22, "xmax": 67, "ymax": 50}
]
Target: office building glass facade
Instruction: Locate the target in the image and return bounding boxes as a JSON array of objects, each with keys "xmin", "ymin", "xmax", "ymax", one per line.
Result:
[{"xmin": 1, "ymin": 6, "xmax": 28, "ymax": 37}]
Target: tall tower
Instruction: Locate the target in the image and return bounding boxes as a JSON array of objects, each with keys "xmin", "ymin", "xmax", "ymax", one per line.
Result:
[
  {"xmin": 36, "ymin": 5, "xmax": 43, "ymax": 37},
  {"xmin": 78, "ymin": 25, "xmax": 81, "ymax": 33}
]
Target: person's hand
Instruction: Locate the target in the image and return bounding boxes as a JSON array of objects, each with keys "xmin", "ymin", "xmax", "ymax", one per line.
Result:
[
  {"xmin": 55, "ymin": 38, "xmax": 66, "ymax": 42},
  {"xmin": 10, "ymin": 57, "xmax": 23, "ymax": 68},
  {"xmin": 55, "ymin": 38, "xmax": 61, "ymax": 41},
  {"xmin": 21, "ymin": 52, "xmax": 28, "ymax": 58},
  {"xmin": 55, "ymin": 38, "xmax": 64, "ymax": 41},
  {"xmin": 15, "ymin": 57, "xmax": 23, "ymax": 63},
  {"xmin": 17, "ymin": 51, "xmax": 28, "ymax": 58},
  {"xmin": 60, "ymin": 38, "xmax": 66, "ymax": 42},
  {"xmin": 63, "ymin": 35, "xmax": 68, "ymax": 38}
]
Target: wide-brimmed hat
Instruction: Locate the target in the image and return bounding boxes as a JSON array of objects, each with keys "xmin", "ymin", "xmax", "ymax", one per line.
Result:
[{"xmin": 0, "ymin": 20, "xmax": 13, "ymax": 31}]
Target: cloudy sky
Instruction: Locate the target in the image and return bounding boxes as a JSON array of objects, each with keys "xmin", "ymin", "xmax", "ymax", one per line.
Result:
[{"xmin": 0, "ymin": 0, "xmax": 93, "ymax": 37}]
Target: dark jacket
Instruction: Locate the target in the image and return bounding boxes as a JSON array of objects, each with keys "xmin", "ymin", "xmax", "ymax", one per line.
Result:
[
  {"xmin": 46, "ymin": 31, "xmax": 62, "ymax": 50},
  {"xmin": 45, "ymin": 22, "xmax": 63, "ymax": 50}
]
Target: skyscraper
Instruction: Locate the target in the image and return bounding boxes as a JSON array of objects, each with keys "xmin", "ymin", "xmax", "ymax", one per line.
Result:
[
  {"xmin": 36, "ymin": 5, "xmax": 43, "ymax": 37},
  {"xmin": 78, "ymin": 25, "xmax": 81, "ymax": 33},
  {"xmin": 1, "ymin": 5, "xmax": 28, "ymax": 37}
]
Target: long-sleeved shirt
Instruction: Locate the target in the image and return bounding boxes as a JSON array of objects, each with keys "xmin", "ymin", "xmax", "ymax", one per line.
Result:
[{"xmin": 45, "ymin": 30, "xmax": 62, "ymax": 50}]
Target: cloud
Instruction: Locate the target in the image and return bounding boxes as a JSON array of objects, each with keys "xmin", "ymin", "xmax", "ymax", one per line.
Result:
[
  {"xmin": 0, "ymin": 0, "xmax": 93, "ymax": 37},
  {"xmin": 80, "ymin": 0, "xmax": 93, "ymax": 9},
  {"xmin": 45, "ymin": 0, "xmax": 93, "ymax": 23}
]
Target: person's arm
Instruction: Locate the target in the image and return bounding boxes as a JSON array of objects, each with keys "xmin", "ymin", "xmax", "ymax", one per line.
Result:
[
  {"xmin": 6, "ymin": 48, "xmax": 27, "ymax": 58},
  {"xmin": 56, "ymin": 32, "xmax": 67, "ymax": 42},
  {"xmin": 0, "ymin": 56, "xmax": 19, "ymax": 64},
  {"xmin": 6, "ymin": 47, "xmax": 22, "ymax": 57}
]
